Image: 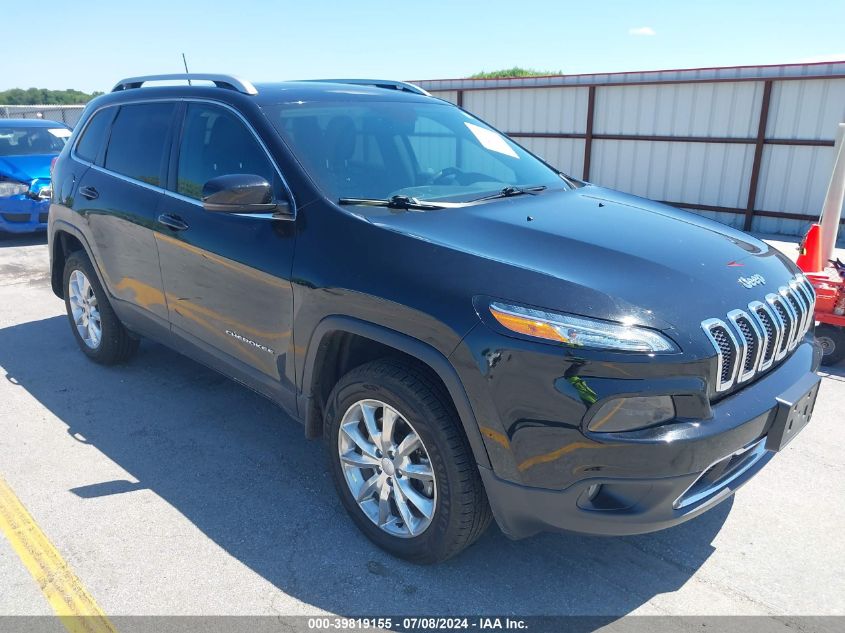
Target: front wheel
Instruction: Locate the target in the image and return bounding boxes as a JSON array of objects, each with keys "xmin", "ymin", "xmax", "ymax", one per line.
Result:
[
  {"xmin": 817, "ymin": 324, "xmax": 845, "ymax": 366},
  {"xmin": 324, "ymin": 359, "xmax": 492, "ymax": 563}
]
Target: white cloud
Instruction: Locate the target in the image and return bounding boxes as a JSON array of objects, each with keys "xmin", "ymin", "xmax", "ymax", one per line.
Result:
[{"xmin": 628, "ymin": 26, "xmax": 656, "ymax": 36}]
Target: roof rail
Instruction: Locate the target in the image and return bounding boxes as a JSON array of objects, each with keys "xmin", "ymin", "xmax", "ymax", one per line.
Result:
[
  {"xmin": 111, "ymin": 74, "xmax": 258, "ymax": 96},
  {"xmin": 307, "ymin": 79, "xmax": 431, "ymax": 96}
]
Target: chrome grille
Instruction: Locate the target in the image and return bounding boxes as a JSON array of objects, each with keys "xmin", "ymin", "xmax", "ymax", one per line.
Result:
[
  {"xmin": 702, "ymin": 274, "xmax": 814, "ymax": 393},
  {"xmin": 789, "ymin": 279, "xmax": 811, "ymax": 336},
  {"xmin": 768, "ymin": 293, "xmax": 794, "ymax": 355},
  {"xmin": 738, "ymin": 320, "xmax": 757, "ymax": 371},
  {"xmin": 729, "ymin": 310, "xmax": 762, "ymax": 381},
  {"xmin": 799, "ymin": 276, "xmax": 817, "ymax": 305},
  {"xmin": 748, "ymin": 300, "xmax": 778, "ymax": 371},
  {"xmin": 784, "ymin": 287, "xmax": 805, "ymax": 337},
  {"xmin": 702, "ymin": 319, "xmax": 740, "ymax": 391}
]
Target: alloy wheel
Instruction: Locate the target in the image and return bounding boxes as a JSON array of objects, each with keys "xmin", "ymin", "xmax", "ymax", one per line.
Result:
[
  {"xmin": 337, "ymin": 399, "xmax": 437, "ymax": 538},
  {"xmin": 68, "ymin": 269, "xmax": 102, "ymax": 349}
]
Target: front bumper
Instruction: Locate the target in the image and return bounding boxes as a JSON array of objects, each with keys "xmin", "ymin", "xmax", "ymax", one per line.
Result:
[
  {"xmin": 0, "ymin": 196, "xmax": 50, "ymax": 233},
  {"xmin": 468, "ymin": 338, "xmax": 822, "ymax": 539},
  {"xmin": 480, "ymin": 440, "xmax": 773, "ymax": 539}
]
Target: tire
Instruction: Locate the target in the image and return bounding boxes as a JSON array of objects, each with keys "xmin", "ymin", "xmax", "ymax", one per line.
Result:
[
  {"xmin": 817, "ymin": 324, "xmax": 845, "ymax": 366},
  {"xmin": 62, "ymin": 250, "xmax": 138, "ymax": 364},
  {"xmin": 324, "ymin": 359, "xmax": 492, "ymax": 563}
]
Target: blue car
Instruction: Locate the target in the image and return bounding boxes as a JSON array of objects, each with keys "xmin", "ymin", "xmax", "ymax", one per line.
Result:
[{"xmin": 0, "ymin": 118, "xmax": 71, "ymax": 233}]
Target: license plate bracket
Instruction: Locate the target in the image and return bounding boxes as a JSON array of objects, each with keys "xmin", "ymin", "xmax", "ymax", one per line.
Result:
[{"xmin": 765, "ymin": 373, "xmax": 820, "ymax": 452}]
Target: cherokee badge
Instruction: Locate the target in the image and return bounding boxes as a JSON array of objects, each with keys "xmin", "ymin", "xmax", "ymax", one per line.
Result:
[{"xmin": 225, "ymin": 330, "xmax": 274, "ymax": 354}]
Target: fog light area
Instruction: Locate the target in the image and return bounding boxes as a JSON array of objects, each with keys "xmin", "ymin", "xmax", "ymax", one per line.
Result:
[{"xmin": 587, "ymin": 396, "xmax": 675, "ymax": 432}]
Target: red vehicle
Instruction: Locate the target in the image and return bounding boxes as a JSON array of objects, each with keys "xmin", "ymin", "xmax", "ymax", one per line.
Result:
[{"xmin": 807, "ymin": 260, "xmax": 845, "ymax": 365}]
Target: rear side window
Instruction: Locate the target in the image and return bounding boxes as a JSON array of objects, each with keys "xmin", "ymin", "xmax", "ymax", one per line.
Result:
[
  {"xmin": 104, "ymin": 103, "xmax": 175, "ymax": 186},
  {"xmin": 176, "ymin": 103, "xmax": 275, "ymax": 200}
]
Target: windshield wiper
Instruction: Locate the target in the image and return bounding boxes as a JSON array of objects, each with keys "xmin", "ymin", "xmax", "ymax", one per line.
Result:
[
  {"xmin": 470, "ymin": 185, "xmax": 547, "ymax": 202},
  {"xmin": 338, "ymin": 195, "xmax": 458, "ymax": 210},
  {"xmin": 339, "ymin": 187, "xmax": 547, "ymax": 210}
]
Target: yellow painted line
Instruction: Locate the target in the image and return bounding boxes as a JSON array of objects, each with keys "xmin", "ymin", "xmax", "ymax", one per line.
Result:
[{"xmin": 0, "ymin": 476, "xmax": 118, "ymax": 633}]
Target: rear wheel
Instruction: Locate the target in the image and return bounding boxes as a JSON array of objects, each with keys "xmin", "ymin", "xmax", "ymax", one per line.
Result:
[
  {"xmin": 324, "ymin": 359, "xmax": 492, "ymax": 563},
  {"xmin": 63, "ymin": 251, "xmax": 138, "ymax": 364},
  {"xmin": 816, "ymin": 324, "xmax": 845, "ymax": 366}
]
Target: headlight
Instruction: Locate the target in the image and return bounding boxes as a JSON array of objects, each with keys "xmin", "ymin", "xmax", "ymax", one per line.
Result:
[
  {"xmin": 31, "ymin": 183, "xmax": 52, "ymax": 200},
  {"xmin": 489, "ymin": 301, "xmax": 678, "ymax": 353},
  {"xmin": 0, "ymin": 181, "xmax": 29, "ymax": 197}
]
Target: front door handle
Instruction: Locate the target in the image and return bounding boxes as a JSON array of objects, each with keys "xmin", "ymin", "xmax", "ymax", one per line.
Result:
[
  {"xmin": 79, "ymin": 185, "xmax": 99, "ymax": 200},
  {"xmin": 157, "ymin": 213, "xmax": 189, "ymax": 231}
]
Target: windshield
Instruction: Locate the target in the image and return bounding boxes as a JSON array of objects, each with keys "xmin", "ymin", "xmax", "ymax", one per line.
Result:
[
  {"xmin": 0, "ymin": 125, "xmax": 69, "ymax": 157},
  {"xmin": 262, "ymin": 100, "xmax": 567, "ymax": 202}
]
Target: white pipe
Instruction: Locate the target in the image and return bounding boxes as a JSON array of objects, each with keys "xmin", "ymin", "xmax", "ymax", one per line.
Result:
[{"xmin": 819, "ymin": 123, "xmax": 845, "ymax": 264}]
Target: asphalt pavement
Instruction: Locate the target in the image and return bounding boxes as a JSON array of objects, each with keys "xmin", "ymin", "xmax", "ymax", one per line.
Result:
[{"xmin": 0, "ymin": 231, "xmax": 843, "ymax": 628}]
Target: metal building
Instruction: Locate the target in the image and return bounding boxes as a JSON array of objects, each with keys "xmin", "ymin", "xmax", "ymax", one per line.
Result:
[{"xmin": 416, "ymin": 61, "xmax": 845, "ymax": 240}]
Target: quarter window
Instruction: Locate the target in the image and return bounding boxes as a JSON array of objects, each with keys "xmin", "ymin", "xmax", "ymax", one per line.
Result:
[
  {"xmin": 104, "ymin": 103, "xmax": 175, "ymax": 186},
  {"xmin": 75, "ymin": 109, "xmax": 112, "ymax": 163},
  {"xmin": 176, "ymin": 103, "xmax": 275, "ymax": 200}
]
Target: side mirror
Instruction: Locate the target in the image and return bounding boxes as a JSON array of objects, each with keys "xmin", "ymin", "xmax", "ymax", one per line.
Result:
[{"xmin": 201, "ymin": 174, "xmax": 292, "ymax": 217}]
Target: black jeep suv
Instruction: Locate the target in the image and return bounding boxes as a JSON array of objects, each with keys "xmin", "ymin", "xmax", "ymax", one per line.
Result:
[{"xmin": 48, "ymin": 74, "xmax": 822, "ymax": 563}]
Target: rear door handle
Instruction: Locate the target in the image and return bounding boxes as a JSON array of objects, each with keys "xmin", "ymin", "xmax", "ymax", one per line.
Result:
[
  {"xmin": 157, "ymin": 213, "xmax": 189, "ymax": 231},
  {"xmin": 79, "ymin": 185, "xmax": 99, "ymax": 200}
]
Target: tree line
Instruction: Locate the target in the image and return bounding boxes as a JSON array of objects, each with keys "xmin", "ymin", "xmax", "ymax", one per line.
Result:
[
  {"xmin": 470, "ymin": 67, "xmax": 562, "ymax": 79},
  {"xmin": 0, "ymin": 88, "xmax": 103, "ymax": 105},
  {"xmin": 0, "ymin": 72, "xmax": 561, "ymax": 103}
]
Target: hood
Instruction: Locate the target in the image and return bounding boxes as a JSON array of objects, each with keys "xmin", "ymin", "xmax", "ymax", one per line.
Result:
[
  {"xmin": 365, "ymin": 185, "xmax": 799, "ymax": 344},
  {"xmin": 0, "ymin": 154, "xmax": 54, "ymax": 182}
]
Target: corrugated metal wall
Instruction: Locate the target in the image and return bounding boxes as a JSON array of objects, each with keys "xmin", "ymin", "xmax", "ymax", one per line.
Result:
[
  {"xmin": 419, "ymin": 63, "xmax": 845, "ymax": 240},
  {"xmin": 753, "ymin": 78, "xmax": 845, "ymax": 236}
]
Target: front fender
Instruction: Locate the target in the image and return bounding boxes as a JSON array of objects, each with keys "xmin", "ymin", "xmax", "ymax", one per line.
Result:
[{"xmin": 299, "ymin": 315, "xmax": 491, "ymax": 469}]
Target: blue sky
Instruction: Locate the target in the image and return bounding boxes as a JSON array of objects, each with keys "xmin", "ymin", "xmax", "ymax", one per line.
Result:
[{"xmin": 4, "ymin": 0, "xmax": 843, "ymax": 93}]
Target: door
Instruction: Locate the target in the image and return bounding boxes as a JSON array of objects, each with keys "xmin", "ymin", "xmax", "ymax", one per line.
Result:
[
  {"xmin": 155, "ymin": 101, "xmax": 297, "ymax": 405},
  {"xmin": 73, "ymin": 102, "xmax": 175, "ymax": 332}
]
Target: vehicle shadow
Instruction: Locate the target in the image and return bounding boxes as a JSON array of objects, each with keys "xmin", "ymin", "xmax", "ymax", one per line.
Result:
[
  {"xmin": 0, "ymin": 316, "xmax": 731, "ymax": 617},
  {"xmin": 0, "ymin": 232, "xmax": 48, "ymax": 247},
  {"xmin": 820, "ymin": 363, "xmax": 845, "ymax": 381}
]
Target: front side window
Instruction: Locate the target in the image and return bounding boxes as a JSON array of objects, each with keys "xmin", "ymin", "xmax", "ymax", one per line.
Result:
[
  {"xmin": 104, "ymin": 102, "xmax": 175, "ymax": 186},
  {"xmin": 263, "ymin": 100, "xmax": 565, "ymax": 202},
  {"xmin": 175, "ymin": 103, "xmax": 276, "ymax": 200},
  {"xmin": 0, "ymin": 124, "xmax": 69, "ymax": 157}
]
